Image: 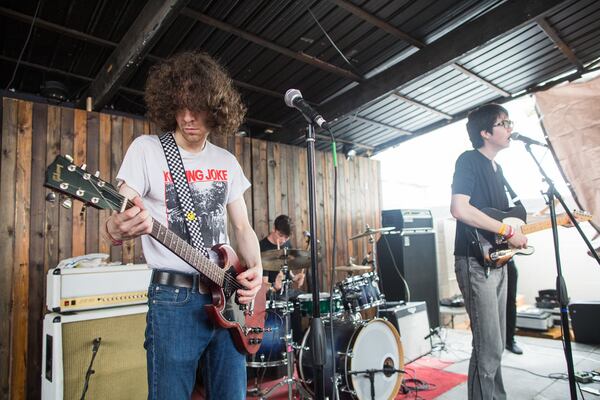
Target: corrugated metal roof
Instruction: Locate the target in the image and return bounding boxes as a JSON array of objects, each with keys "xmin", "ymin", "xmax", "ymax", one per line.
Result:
[{"xmin": 1, "ymin": 0, "xmax": 599, "ymax": 154}]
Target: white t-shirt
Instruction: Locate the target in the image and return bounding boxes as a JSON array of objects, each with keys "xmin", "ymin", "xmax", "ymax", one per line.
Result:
[{"xmin": 117, "ymin": 134, "xmax": 251, "ymax": 274}]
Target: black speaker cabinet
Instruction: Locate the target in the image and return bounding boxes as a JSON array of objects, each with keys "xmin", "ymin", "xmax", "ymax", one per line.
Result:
[
  {"xmin": 377, "ymin": 230, "xmax": 440, "ymax": 328},
  {"xmin": 42, "ymin": 305, "xmax": 148, "ymax": 400},
  {"xmin": 569, "ymin": 301, "xmax": 600, "ymax": 344}
]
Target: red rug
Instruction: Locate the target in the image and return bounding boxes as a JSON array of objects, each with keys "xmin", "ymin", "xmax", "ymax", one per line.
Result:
[
  {"xmin": 396, "ymin": 357, "xmax": 467, "ymax": 399},
  {"xmin": 191, "ymin": 356, "xmax": 466, "ymax": 399}
]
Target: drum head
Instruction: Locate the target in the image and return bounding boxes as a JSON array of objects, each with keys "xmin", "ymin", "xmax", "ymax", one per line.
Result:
[{"xmin": 348, "ymin": 319, "xmax": 403, "ymax": 400}]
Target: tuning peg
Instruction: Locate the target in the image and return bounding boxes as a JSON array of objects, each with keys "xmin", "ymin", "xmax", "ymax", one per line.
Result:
[
  {"xmin": 61, "ymin": 198, "xmax": 73, "ymax": 209},
  {"xmin": 94, "ymin": 171, "xmax": 100, "ymax": 178},
  {"xmin": 65, "ymin": 154, "xmax": 73, "ymax": 162},
  {"xmin": 81, "ymin": 163, "xmax": 87, "ymax": 171},
  {"xmin": 45, "ymin": 191, "xmax": 57, "ymax": 203}
]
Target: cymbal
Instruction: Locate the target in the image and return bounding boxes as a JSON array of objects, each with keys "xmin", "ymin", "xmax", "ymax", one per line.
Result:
[
  {"xmin": 261, "ymin": 248, "xmax": 312, "ymax": 271},
  {"xmin": 335, "ymin": 265, "xmax": 372, "ymax": 272},
  {"xmin": 349, "ymin": 226, "xmax": 394, "ymax": 240}
]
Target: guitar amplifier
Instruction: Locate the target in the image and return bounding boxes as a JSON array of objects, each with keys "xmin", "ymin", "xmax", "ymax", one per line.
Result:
[
  {"xmin": 47, "ymin": 264, "xmax": 152, "ymax": 312},
  {"xmin": 379, "ymin": 302, "xmax": 432, "ymax": 364},
  {"xmin": 42, "ymin": 305, "xmax": 148, "ymax": 400},
  {"xmin": 382, "ymin": 209, "xmax": 433, "ymax": 231}
]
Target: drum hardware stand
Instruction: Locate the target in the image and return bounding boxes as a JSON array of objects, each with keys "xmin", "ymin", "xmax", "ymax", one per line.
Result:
[
  {"xmin": 253, "ymin": 255, "xmax": 312, "ymax": 400},
  {"xmin": 348, "ymin": 366, "xmax": 405, "ymax": 400}
]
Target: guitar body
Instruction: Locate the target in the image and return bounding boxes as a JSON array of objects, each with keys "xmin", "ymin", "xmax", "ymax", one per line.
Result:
[
  {"xmin": 205, "ymin": 243, "xmax": 269, "ymax": 355},
  {"xmin": 471, "ymin": 206, "xmax": 528, "ymax": 268}
]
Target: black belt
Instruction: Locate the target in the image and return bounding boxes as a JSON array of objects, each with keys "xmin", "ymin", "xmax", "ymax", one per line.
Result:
[{"xmin": 151, "ymin": 270, "xmax": 199, "ymax": 289}]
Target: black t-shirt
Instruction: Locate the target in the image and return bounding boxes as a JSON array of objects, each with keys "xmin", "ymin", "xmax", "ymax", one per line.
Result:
[
  {"xmin": 259, "ymin": 237, "xmax": 291, "ymax": 283},
  {"xmin": 452, "ymin": 150, "xmax": 510, "ymax": 257}
]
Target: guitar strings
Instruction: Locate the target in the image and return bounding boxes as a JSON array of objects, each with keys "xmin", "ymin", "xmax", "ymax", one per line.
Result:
[{"xmin": 86, "ymin": 173, "xmax": 245, "ymax": 291}]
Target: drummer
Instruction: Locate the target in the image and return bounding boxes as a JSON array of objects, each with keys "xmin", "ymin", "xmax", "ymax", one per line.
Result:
[{"xmin": 260, "ymin": 215, "xmax": 306, "ymax": 294}]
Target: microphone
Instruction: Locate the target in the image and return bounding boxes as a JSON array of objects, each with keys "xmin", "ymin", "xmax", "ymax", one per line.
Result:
[
  {"xmin": 284, "ymin": 89, "xmax": 330, "ymax": 130},
  {"xmin": 510, "ymin": 132, "xmax": 548, "ymax": 148}
]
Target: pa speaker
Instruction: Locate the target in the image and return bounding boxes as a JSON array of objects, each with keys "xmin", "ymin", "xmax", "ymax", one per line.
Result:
[
  {"xmin": 569, "ymin": 301, "xmax": 600, "ymax": 344},
  {"xmin": 42, "ymin": 305, "xmax": 148, "ymax": 400},
  {"xmin": 377, "ymin": 230, "xmax": 440, "ymax": 328}
]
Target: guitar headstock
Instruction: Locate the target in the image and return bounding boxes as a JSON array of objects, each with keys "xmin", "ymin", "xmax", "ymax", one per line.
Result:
[
  {"xmin": 44, "ymin": 155, "xmax": 123, "ymax": 212},
  {"xmin": 573, "ymin": 209, "xmax": 593, "ymax": 222}
]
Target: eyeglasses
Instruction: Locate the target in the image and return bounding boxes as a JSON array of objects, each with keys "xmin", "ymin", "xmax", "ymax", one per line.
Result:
[{"xmin": 493, "ymin": 119, "xmax": 514, "ymax": 129}]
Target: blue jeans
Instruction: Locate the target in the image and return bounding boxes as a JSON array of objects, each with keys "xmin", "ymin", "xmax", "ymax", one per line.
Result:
[{"xmin": 144, "ymin": 278, "xmax": 246, "ymax": 400}]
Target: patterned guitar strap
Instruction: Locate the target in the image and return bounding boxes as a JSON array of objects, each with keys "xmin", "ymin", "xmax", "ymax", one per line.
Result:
[{"xmin": 159, "ymin": 132, "xmax": 211, "ymax": 261}]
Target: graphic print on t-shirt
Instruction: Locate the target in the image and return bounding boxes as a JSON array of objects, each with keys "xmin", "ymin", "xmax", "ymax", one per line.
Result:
[{"xmin": 163, "ymin": 168, "xmax": 229, "ymax": 247}]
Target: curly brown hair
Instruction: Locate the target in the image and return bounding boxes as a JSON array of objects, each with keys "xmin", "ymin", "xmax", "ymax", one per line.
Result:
[{"xmin": 144, "ymin": 51, "xmax": 246, "ymax": 136}]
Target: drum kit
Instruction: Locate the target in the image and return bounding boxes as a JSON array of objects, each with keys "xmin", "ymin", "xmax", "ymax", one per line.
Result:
[{"xmin": 247, "ymin": 226, "xmax": 404, "ymax": 400}]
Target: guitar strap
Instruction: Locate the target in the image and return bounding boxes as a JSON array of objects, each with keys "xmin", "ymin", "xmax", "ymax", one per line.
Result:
[
  {"xmin": 159, "ymin": 132, "xmax": 211, "ymax": 259},
  {"xmin": 503, "ymin": 176, "xmax": 523, "ymax": 207}
]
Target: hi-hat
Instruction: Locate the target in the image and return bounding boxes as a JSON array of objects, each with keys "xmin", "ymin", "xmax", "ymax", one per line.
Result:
[
  {"xmin": 335, "ymin": 265, "xmax": 372, "ymax": 272},
  {"xmin": 349, "ymin": 226, "xmax": 394, "ymax": 240},
  {"xmin": 261, "ymin": 248, "xmax": 313, "ymax": 271}
]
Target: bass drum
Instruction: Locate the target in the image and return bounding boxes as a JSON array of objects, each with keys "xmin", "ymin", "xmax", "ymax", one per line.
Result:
[{"xmin": 298, "ymin": 318, "xmax": 403, "ymax": 399}]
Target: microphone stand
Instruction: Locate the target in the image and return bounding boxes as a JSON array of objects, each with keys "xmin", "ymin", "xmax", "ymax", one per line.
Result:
[
  {"xmin": 306, "ymin": 122, "xmax": 326, "ymax": 399},
  {"xmin": 523, "ymin": 143, "xmax": 600, "ymax": 399}
]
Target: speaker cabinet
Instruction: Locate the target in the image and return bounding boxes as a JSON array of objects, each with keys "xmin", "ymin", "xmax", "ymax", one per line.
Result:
[
  {"xmin": 379, "ymin": 302, "xmax": 432, "ymax": 364},
  {"xmin": 377, "ymin": 230, "xmax": 440, "ymax": 328},
  {"xmin": 42, "ymin": 305, "xmax": 148, "ymax": 400},
  {"xmin": 569, "ymin": 301, "xmax": 600, "ymax": 344}
]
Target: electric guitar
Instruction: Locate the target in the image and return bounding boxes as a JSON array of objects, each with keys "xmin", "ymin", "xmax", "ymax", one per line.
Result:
[
  {"xmin": 44, "ymin": 155, "xmax": 268, "ymax": 355},
  {"xmin": 471, "ymin": 206, "xmax": 592, "ymax": 268}
]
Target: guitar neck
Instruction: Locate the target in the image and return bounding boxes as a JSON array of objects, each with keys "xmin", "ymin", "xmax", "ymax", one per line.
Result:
[
  {"xmin": 150, "ymin": 219, "xmax": 224, "ymax": 286},
  {"xmin": 520, "ymin": 214, "xmax": 571, "ymax": 235}
]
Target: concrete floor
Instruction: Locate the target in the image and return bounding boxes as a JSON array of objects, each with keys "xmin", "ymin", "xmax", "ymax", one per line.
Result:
[{"xmin": 415, "ymin": 329, "xmax": 600, "ymax": 399}]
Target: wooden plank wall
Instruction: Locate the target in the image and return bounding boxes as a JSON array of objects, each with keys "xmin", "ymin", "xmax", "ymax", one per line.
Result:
[{"xmin": 0, "ymin": 97, "xmax": 381, "ymax": 400}]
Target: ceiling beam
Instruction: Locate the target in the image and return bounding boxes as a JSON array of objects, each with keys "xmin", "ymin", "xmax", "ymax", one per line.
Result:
[
  {"xmin": 328, "ymin": 0, "xmax": 425, "ymax": 48},
  {"xmin": 277, "ymin": 0, "xmax": 566, "ymax": 144},
  {"xmin": 374, "ymin": 64, "xmax": 600, "ymax": 153},
  {"xmin": 390, "ymin": 93, "xmax": 452, "ymax": 120},
  {"xmin": 181, "ymin": 7, "xmax": 361, "ymax": 82},
  {"xmin": 82, "ymin": 0, "xmax": 190, "ymax": 110},
  {"xmin": 0, "ymin": 7, "xmax": 282, "ymax": 101},
  {"xmin": 451, "ymin": 63, "xmax": 511, "ymax": 97},
  {"xmin": 0, "ymin": 7, "xmax": 117, "ymax": 48},
  {"xmin": 330, "ymin": 1, "xmax": 511, "ymax": 111},
  {"xmin": 536, "ymin": 17, "xmax": 584, "ymax": 71}
]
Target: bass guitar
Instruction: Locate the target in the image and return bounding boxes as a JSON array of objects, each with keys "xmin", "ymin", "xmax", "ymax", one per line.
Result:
[
  {"xmin": 471, "ymin": 206, "xmax": 592, "ymax": 268},
  {"xmin": 44, "ymin": 155, "xmax": 268, "ymax": 355}
]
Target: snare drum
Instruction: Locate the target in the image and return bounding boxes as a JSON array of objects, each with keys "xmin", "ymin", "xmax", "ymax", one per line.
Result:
[
  {"xmin": 296, "ymin": 292, "xmax": 343, "ymax": 318},
  {"xmin": 338, "ymin": 272, "xmax": 385, "ymax": 313},
  {"xmin": 298, "ymin": 318, "xmax": 404, "ymax": 399}
]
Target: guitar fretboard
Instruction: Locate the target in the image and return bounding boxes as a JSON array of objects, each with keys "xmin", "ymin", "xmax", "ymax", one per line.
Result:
[
  {"xmin": 520, "ymin": 214, "xmax": 573, "ymax": 235},
  {"xmin": 150, "ymin": 220, "xmax": 224, "ymax": 286}
]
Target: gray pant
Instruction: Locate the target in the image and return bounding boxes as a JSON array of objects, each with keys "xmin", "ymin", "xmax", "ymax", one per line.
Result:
[{"xmin": 455, "ymin": 256, "xmax": 507, "ymax": 400}]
